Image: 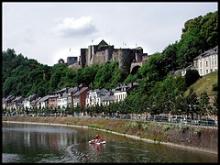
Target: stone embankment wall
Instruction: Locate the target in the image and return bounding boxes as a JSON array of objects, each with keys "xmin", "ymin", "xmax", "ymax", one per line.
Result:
[{"xmin": 2, "ymin": 116, "xmax": 218, "ymax": 154}]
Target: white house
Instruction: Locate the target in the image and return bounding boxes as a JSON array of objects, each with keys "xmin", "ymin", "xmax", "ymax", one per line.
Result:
[
  {"xmin": 193, "ymin": 46, "xmax": 218, "ymax": 76},
  {"xmin": 176, "ymin": 46, "xmax": 218, "ymax": 77},
  {"xmin": 31, "ymin": 97, "xmax": 41, "ymax": 109},
  {"xmin": 23, "ymin": 94, "xmax": 37, "ymax": 109},
  {"xmin": 2, "ymin": 98, "xmax": 6, "ymax": 109},
  {"xmin": 11, "ymin": 96, "xmax": 24, "ymax": 110},
  {"xmin": 23, "ymin": 99, "xmax": 31, "ymax": 109},
  {"xmin": 101, "ymin": 95, "xmax": 115, "ymax": 106},
  {"xmin": 57, "ymin": 92, "xmax": 68, "ymax": 109},
  {"xmin": 3, "ymin": 95, "xmax": 15, "ymax": 110},
  {"xmin": 86, "ymin": 89, "xmax": 110, "ymax": 107},
  {"xmin": 38, "ymin": 95, "xmax": 50, "ymax": 109},
  {"xmin": 113, "ymin": 85, "xmax": 128, "ymax": 102}
]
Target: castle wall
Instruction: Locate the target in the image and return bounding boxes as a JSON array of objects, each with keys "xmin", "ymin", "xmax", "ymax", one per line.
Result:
[
  {"xmin": 80, "ymin": 48, "xmax": 87, "ymax": 67},
  {"xmin": 92, "ymin": 50, "xmax": 107, "ymax": 65},
  {"xmin": 118, "ymin": 49, "xmax": 136, "ymax": 74},
  {"xmin": 105, "ymin": 46, "xmax": 114, "ymax": 61},
  {"xmin": 112, "ymin": 49, "xmax": 121, "ymax": 62},
  {"xmin": 79, "ymin": 41, "xmax": 146, "ymax": 74}
]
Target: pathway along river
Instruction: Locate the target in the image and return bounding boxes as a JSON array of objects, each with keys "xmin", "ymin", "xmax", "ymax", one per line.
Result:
[{"xmin": 2, "ymin": 122, "xmax": 217, "ymax": 163}]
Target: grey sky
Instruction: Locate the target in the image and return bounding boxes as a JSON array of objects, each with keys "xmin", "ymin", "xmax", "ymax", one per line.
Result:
[{"xmin": 3, "ymin": 2, "xmax": 217, "ymax": 66}]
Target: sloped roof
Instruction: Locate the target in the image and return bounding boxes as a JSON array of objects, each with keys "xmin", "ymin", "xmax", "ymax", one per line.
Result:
[
  {"xmin": 38, "ymin": 95, "xmax": 50, "ymax": 102},
  {"xmin": 12, "ymin": 96, "xmax": 23, "ymax": 102},
  {"xmin": 194, "ymin": 46, "xmax": 218, "ymax": 59},
  {"xmin": 101, "ymin": 95, "xmax": 115, "ymax": 101},
  {"xmin": 73, "ymin": 87, "xmax": 89, "ymax": 97},
  {"xmin": 27, "ymin": 94, "xmax": 37, "ymax": 101},
  {"xmin": 68, "ymin": 87, "xmax": 79, "ymax": 93},
  {"xmin": 98, "ymin": 40, "xmax": 108, "ymax": 46},
  {"xmin": 38, "ymin": 95, "xmax": 58, "ymax": 102},
  {"xmin": 55, "ymin": 87, "xmax": 68, "ymax": 94},
  {"xmin": 5, "ymin": 95, "xmax": 15, "ymax": 102},
  {"xmin": 58, "ymin": 92, "xmax": 68, "ymax": 98},
  {"xmin": 96, "ymin": 88, "xmax": 109, "ymax": 97},
  {"xmin": 31, "ymin": 97, "xmax": 42, "ymax": 104}
]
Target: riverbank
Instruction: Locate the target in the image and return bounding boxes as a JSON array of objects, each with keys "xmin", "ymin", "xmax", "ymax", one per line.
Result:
[{"xmin": 2, "ymin": 116, "xmax": 218, "ymax": 154}]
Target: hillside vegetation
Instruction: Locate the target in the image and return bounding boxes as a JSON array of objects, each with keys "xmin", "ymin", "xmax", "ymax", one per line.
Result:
[
  {"xmin": 185, "ymin": 71, "xmax": 218, "ymax": 97},
  {"xmin": 2, "ymin": 11, "xmax": 218, "ymax": 115}
]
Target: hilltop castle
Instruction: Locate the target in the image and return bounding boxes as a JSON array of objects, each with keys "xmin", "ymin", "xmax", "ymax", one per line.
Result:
[
  {"xmin": 63, "ymin": 40, "xmax": 148, "ymax": 74},
  {"xmin": 79, "ymin": 40, "xmax": 148, "ymax": 74}
]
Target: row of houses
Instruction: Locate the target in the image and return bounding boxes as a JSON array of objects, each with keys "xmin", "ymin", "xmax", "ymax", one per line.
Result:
[
  {"xmin": 175, "ymin": 46, "xmax": 218, "ymax": 76},
  {"xmin": 2, "ymin": 84, "xmax": 135, "ymax": 111}
]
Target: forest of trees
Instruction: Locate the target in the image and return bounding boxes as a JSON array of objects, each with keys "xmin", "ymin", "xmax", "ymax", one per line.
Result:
[{"xmin": 2, "ymin": 11, "xmax": 218, "ymax": 115}]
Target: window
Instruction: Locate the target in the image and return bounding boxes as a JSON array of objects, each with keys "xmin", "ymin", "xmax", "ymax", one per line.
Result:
[
  {"xmin": 206, "ymin": 61, "xmax": 208, "ymax": 67},
  {"xmin": 194, "ymin": 61, "xmax": 197, "ymax": 67},
  {"xmin": 206, "ymin": 70, "xmax": 208, "ymax": 74},
  {"xmin": 210, "ymin": 69, "xmax": 213, "ymax": 72},
  {"xmin": 200, "ymin": 62, "xmax": 202, "ymax": 67}
]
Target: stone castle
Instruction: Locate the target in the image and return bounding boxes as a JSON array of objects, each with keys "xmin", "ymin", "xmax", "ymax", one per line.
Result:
[{"xmin": 63, "ymin": 40, "xmax": 148, "ymax": 74}]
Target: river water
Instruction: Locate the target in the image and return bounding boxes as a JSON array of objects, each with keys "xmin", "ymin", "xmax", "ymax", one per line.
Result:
[{"xmin": 2, "ymin": 123, "xmax": 217, "ymax": 163}]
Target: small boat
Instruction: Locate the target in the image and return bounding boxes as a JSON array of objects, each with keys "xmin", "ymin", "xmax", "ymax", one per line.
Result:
[{"xmin": 89, "ymin": 139, "xmax": 106, "ymax": 145}]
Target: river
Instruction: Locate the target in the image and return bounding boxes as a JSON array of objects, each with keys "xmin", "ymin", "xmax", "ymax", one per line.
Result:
[{"xmin": 2, "ymin": 122, "xmax": 217, "ymax": 163}]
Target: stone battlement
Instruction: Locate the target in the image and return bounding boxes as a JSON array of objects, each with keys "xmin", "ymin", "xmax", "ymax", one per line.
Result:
[{"xmin": 80, "ymin": 40, "xmax": 148, "ymax": 74}]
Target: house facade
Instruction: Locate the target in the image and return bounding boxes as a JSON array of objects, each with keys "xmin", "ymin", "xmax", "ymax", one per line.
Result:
[
  {"xmin": 72, "ymin": 87, "xmax": 89, "ymax": 109},
  {"xmin": 57, "ymin": 94, "xmax": 68, "ymax": 109},
  {"xmin": 56, "ymin": 88, "xmax": 69, "ymax": 109},
  {"xmin": 101, "ymin": 95, "xmax": 115, "ymax": 106},
  {"xmin": 113, "ymin": 85, "xmax": 128, "ymax": 103},
  {"xmin": 86, "ymin": 89, "xmax": 114, "ymax": 107},
  {"xmin": 23, "ymin": 94, "xmax": 37, "ymax": 109},
  {"xmin": 193, "ymin": 46, "xmax": 218, "ymax": 76},
  {"xmin": 11, "ymin": 96, "xmax": 24, "ymax": 110},
  {"xmin": 38, "ymin": 95, "xmax": 51, "ymax": 109},
  {"xmin": 31, "ymin": 97, "xmax": 41, "ymax": 110},
  {"xmin": 3, "ymin": 95, "xmax": 15, "ymax": 110},
  {"xmin": 175, "ymin": 46, "xmax": 218, "ymax": 77},
  {"xmin": 47, "ymin": 95, "xmax": 58, "ymax": 109},
  {"xmin": 67, "ymin": 87, "xmax": 78, "ymax": 108}
]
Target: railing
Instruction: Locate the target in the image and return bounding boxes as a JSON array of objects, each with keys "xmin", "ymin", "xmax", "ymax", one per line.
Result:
[{"xmin": 2, "ymin": 111, "xmax": 218, "ymax": 127}]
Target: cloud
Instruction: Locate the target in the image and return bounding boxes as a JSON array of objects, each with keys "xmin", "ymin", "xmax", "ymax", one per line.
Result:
[{"xmin": 54, "ymin": 16, "xmax": 97, "ymax": 37}]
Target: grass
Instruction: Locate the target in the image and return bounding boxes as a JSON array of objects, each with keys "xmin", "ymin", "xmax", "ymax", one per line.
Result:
[{"xmin": 184, "ymin": 71, "xmax": 217, "ymax": 97}]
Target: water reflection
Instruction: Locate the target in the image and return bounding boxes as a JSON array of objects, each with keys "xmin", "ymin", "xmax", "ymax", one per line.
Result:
[{"xmin": 2, "ymin": 123, "xmax": 217, "ymax": 163}]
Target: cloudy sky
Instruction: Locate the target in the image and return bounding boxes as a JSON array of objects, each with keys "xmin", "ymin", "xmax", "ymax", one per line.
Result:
[{"xmin": 3, "ymin": 2, "xmax": 217, "ymax": 66}]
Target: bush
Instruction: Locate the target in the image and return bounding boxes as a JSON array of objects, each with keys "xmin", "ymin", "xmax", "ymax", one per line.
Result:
[
  {"xmin": 212, "ymin": 83, "xmax": 218, "ymax": 91},
  {"xmin": 185, "ymin": 69, "xmax": 200, "ymax": 87}
]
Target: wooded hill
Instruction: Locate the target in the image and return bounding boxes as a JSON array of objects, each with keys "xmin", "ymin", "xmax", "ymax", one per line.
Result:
[{"xmin": 2, "ymin": 11, "xmax": 218, "ymax": 115}]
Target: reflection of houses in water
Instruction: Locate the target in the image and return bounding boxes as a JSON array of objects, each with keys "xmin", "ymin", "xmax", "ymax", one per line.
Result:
[
  {"xmin": 60, "ymin": 133, "xmax": 68, "ymax": 147},
  {"xmin": 24, "ymin": 132, "xmax": 31, "ymax": 147},
  {"xmin": 35, "ymin": 133, "xmax": 47, "ymax": 147},
  {"xmin": 48, "ymin": 134, "xmax": 59, "ymax": 151}
]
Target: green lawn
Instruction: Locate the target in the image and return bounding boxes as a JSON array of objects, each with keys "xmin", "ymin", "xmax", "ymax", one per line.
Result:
[{"xmin": 185, "ymin": 71, "xmax": 218, "ymax": 97}]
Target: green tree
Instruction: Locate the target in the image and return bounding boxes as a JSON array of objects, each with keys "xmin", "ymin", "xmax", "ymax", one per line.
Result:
[
  {"xmin": 198, "ymin": 92, "xmax": 210, "ymax": 117},
  {"xmin": 185, "ymin": 69, "xmax": 200, "ymax": 87}
]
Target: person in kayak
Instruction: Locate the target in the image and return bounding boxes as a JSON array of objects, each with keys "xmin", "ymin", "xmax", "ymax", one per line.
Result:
[{"xmin": 94, "ymin": 134, "xmax": 101, "ymax": 143}]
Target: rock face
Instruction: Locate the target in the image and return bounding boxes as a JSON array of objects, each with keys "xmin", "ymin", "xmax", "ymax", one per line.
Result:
[{"xmin": 80, "ymin": 40, "xmax": 147, "ymax": 74}]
